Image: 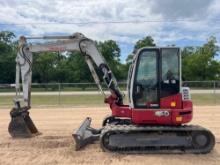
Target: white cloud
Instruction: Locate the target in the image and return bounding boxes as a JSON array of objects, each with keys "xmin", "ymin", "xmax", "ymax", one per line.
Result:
[
  {"xmin": 0, "ymin": 0, "xmax": 219, "ymax": 51},
  {"xmin": 0, "ymin": 0, "xmax": 160, "ymax": 41},
  {"xmin": 150, "ymin": 0, "xmax": 214, "ymax": 19}
]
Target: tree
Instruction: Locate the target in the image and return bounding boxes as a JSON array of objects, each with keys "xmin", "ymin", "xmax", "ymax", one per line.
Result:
[
  {"xmin": 32, "ymin": 40, "xmax": 124, "ymax": 83},
  {"xmin": 97, "ymin": 40, "xmax": 125, "ymax": 79},
  {"xmin": 0, "ymin": 31, "xmax": 16, "ymax": 83},
  {"xmin": 66, "ymin": 51, "xmax": 93, "ymax": 82},
  {"xmin": 182, "ymin": 36, "xmax": 220, "ymax": 80},
  {"xmin": 32, "ymin": 52, "xmax": 59, "ymax": 83},
  {"xmin": 134, "ymin": 36, "xmax": 156, "ymax": 53},
  {"xmin": 0, "ymin": 31, "xmax": 15, "ymax": 44},
  {"xmin": 124, "ymin": 36, "xmax": 156, "ymax": 78},
  {"xmin": 126, "ymin": 36, "xmax": 156, "ymax": 65}
]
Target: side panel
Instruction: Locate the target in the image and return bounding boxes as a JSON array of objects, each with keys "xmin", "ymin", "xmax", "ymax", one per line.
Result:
[
  {"xmin": 109, "ymin": 92, "xmax": 192, "ymax": 125},
  {"xmin": 131, "ymin": 97, "xmax": 193, "ymax": 125},
  {"xmin": 132, "ymin": 109, "xmax": 172, "ymax": 124},
  {"xmin": 160, "ymin": 93, "xmax": 182, "ymax": 109}
]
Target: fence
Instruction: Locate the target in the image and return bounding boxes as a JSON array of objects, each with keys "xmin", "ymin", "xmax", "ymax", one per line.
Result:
[{"xmin": 0, "ymin": 81, "xmax": 220, "ymax": 107}]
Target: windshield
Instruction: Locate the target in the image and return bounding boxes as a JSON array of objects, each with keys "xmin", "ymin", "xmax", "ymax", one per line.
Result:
[
  {"xmin": 133, "ymin": 49, "xmax": 159, "ymax": 108},
  {"xmin": 136, "ymin": 51, "xmax": 157, "ymax": 86}
]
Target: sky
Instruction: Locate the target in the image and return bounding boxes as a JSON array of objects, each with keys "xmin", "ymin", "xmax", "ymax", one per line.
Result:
[{"xmin": 0, "ymin": 0, "xmax": 220, "ymax": 62}]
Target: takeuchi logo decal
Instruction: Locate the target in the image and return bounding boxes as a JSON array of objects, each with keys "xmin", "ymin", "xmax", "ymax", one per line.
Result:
[{"xmin": 48, "ymin": 46, "xmax": 66, "ymax": 51}]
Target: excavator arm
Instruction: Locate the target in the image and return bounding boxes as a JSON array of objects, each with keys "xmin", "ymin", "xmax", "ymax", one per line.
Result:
[
  {"xmin": 15, "ymin": 32, "xmax": 123, "ymax": 108},
  {"xmin": 9, "ymin": 32, "xmax": 123, "ymax": 139}
]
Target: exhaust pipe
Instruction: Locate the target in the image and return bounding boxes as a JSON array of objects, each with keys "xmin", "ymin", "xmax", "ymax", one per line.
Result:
[
  {"xmin": 73, "ymin": 117, "xmax": 101, "ymax": 151},
  {"xmin": 8, "ymin": 102, "xmax": 40, "ymax": 138}
]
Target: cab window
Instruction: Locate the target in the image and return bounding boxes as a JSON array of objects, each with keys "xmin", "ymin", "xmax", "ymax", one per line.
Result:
[
  {"xmin": 133, "ymin": 50, "xmax": 159, "ymax": 108},
  {"xmin": 161, "ymin": 48, "xmax": 180, "ymax": 98}
]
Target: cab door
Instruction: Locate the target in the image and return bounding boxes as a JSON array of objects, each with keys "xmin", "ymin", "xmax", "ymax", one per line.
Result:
[{"xmin": 132, "ymin": 48, "xmax": 160, "ymax": 108}]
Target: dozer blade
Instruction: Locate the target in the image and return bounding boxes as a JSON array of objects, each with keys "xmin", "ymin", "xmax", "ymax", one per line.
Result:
[
  {"xmin": 8, "ymin": 106, "xmax": 40, "ymax": 138},
  {"xmin": 73, "ymin": 117, "xmax": 101, "ymax": 151}
]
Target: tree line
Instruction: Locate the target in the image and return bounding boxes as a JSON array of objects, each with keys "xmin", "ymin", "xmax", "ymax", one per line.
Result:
[{"xmin": 0, "ymin": 31, "xmax": 219, "ymax": 84}]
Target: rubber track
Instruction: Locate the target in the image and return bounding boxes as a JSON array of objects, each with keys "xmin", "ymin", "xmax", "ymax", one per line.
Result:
[{"xmin": 100, "ymin": 124, "xmax": 215, "ymax": 154}]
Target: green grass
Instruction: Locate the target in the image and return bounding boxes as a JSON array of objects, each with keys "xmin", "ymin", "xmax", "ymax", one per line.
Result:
[
  {"xmin": 0, "ymin": 84, "xmax": 127, "ymax": 93},
  {"xmin": 191, "ymin": 93, "xmax": 220, "ymax": 105},
  {"xmin": 0, "ymin": 95, "xmax": 105, "ymax": 107},
  {"xmin": 0, "ymin": 93, "xmax": 219, "ymax": 107}
]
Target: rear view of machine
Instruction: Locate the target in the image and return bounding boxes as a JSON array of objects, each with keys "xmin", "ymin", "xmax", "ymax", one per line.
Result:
[{"xmin": 74, "ymin": 47, "xmax": 215, "ymax": 154}]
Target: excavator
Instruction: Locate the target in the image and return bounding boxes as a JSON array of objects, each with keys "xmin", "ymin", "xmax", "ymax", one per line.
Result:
[{"xmin": 9, "ymin": 32, "xmax": 215, "ymax": 154}]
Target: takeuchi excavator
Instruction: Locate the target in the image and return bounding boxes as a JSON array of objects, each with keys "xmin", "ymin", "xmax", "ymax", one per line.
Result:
[{"xmin": 9, "ymin": 32, "xmax": 215, "ymax": 154}]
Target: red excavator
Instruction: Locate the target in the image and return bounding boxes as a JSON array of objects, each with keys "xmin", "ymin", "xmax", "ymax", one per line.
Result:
[{"xmin": 9, "ymin": 32, "xmax": 215, "ymax": 154}]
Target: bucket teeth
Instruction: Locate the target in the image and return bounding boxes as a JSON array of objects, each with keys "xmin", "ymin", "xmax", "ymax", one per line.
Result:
[
  {"xmin": 8, "ymin": 106, "xmax": 40, "ymax": 138},
  {"xmin": 73, "ymin": 117, "xmax": 101, "ymax": 151}
]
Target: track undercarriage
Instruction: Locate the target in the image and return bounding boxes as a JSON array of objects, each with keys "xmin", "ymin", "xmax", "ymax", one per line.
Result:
[{"xmin": 73, "ymin": 116, "xmax": 215, "ymax": 154}]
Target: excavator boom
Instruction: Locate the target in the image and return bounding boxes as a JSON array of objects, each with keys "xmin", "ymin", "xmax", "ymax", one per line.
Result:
[{"xmin": 9, "ymin": 32, "xmax": 123, "ymax": 139}]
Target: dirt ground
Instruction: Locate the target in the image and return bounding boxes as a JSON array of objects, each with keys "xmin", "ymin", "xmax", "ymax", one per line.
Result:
[{"xmin": 0, "ymin": 106, "xmax": 219, "ymax": 165}]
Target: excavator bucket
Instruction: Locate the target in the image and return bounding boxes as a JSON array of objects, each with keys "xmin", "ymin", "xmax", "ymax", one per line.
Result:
[
  {"xmin": 73, "ymin": 117, "xmax": 101, "ymax": 151},
  {"xmin": 8, "ymin": 106, "xmax": 40, "ymax": 138}
]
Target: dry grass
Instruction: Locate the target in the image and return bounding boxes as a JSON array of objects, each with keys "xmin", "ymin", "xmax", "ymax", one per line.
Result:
[{"xmin": 0, "ymin": 106, "xmax": 220, "ymax": 165}]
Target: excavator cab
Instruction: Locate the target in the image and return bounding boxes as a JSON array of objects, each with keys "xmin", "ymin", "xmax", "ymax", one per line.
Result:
[
  {"xmin": 126, "ymin": 47, "xmax": 191, "ymax": 125},
  {"xmin": 129, "ymin": 47, "xmax": 180, "ymax": 109}
]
